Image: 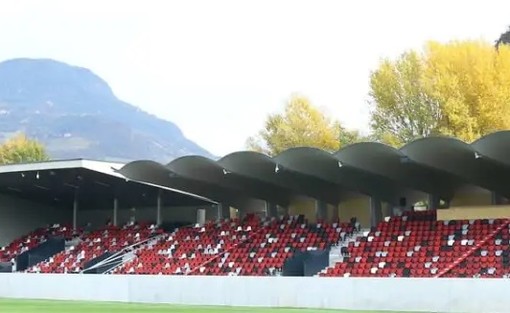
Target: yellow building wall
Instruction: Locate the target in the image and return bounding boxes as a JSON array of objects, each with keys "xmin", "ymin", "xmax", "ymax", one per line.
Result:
[
  {"xmin": 279, "ymin": 195, "xmax": 376, "ymax": 226},
  {"xmin": 450, "ymin": 186, "xmax": 492, "ymax": 207},
  {"xmin": 435, "ymin": 186, "xmax": 497, "ymax": 221},
  {"xmin": 338, "ymin": 197, "xmax": 370, "ymax": 228},
  {"xmin": 287, "ymin": 198, "xmax": 346, "ymax": 223},
  {"xmin": 288, "ymin": 196, "xmax": 316, "ymax": 223},
  {"xmin": 438, "ymin": 206, "xmax": 510, "ymax": 221}
]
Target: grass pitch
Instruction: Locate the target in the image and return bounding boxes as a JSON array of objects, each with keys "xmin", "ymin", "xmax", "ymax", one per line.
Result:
[{"xmin": 0, "ymin": 299, "xmax": 418, "ymax": 313}]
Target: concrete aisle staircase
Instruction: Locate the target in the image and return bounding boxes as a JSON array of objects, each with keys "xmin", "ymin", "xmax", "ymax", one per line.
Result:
[{"xmin": 318, "ymin": 228, "xmax": 368, "ymax": 275}]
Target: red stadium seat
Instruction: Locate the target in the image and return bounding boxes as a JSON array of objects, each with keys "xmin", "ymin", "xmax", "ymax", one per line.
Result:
[
  {"xmin": 0, "ymin": 223, "xmax": 77, "ymax": 262},
  {"xmin": 320, "ymin": 211, "xmax": 510, "ymax": 278},
  {"xmin": 27, "ymin": 222, "xmax": 157, "ymax": 273}
]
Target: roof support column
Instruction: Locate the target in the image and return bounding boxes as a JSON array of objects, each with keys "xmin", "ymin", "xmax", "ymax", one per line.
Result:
[
  {"xmin": 275, "ymin": 205, "xmax": 283, "ymax": 218},
  {"xmin": 315, "ymin": 200, "xmax": 327, "ymax": 222},
  {"xmin": 217, "ymin": 203, "xmax": 230, "ymax": 221},
  {"xmin": 156, "ymin": 190, "xmax": 162, "ymax": 226},
  {"xmin": 385, "ymin": 203, "xmax": 394, "ymax": 218},
  {"xmin": 331, "ymin": 204, "xmax": 339, "ymax": 222},
  {"xmin": 197, "ymin": 208, "xmax": 206, "ymax": 225},
  {"xmin": 238, "ymin": 207, "xmax": 246, "ymax": 220},
  {"xmin": 113, "ymin": 197, "xmax": 118, "ymax": 227},
  {"xmin": 72, "ymin": 189, "xmax": 79, "ymax": 231},
  {"xmin": 265, "ymin": 201, "xmax": 278, "ymax": 219},
  {"xmin": 491, "ymin": 192, "xmax": 505, "ymax": 205},
  {"xmin": 216, "ymin": 204, "xmax": 222, "ymax": 221},
  {"xmin": 428, "ymin": 194, "xmax": 440, "ymax": 210},
  {"xmin": 370, "ymin": 197, "xmax": 382, "ymax": 228}
]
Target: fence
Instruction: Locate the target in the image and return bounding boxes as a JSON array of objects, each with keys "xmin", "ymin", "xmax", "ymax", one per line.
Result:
[{"xmin": 0, "ymin": 274, "xmax": 508, "ymax": 313}]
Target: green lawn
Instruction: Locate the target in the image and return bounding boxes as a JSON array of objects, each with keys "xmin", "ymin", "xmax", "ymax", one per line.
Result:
[{"xmin": 0, "ymin": 299, "xmax": 417, "ymax": 313}]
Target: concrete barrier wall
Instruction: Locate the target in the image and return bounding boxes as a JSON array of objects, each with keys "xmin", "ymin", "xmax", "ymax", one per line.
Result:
[{"xmin": 0, "ymin": 274, "xmax": 509, "ymax": 313}]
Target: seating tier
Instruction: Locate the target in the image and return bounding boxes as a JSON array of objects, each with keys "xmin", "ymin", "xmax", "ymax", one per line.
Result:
[{"xmin": 322, "ymin": 211, "xmax": 509, "ymax": 278}]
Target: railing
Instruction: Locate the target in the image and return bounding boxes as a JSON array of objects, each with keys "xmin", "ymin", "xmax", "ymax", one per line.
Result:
[
  {"xmin": 102, "ymin": 222, "xmax": 222, "ymax": 275},
  {"xmin": 435, "ymin": 220, "xmax": 510, "ymax": 278},
  {"xmin": 186, "ymin": 226, "xmax": 267, "ymax": 275},
  {"xmin": 81, "ymin": 234, "xmax": 166, "ymax": 274},
  {"xmin": 100, "ymin": 224, "xmax": 196, "ymax": 275}
]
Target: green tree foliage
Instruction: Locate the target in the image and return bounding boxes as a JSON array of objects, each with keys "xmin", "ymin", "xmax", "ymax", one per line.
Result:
[
  {"xmin": 0, "ymin": 133, "xmax": 50, "ymax": 165},
  {"xmin": 338, "ymin": 127, "xmax": 368, "ymax": 148},
  {"xmin": 369, "ymin": 40, "xmax": 510, "ymax": 146},
  {"xmin": 247, "ymin": 95, "xmax": 364, "ymax": 156}
]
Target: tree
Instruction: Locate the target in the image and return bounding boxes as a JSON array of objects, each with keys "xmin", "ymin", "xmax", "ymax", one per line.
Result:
[
  {"xmin": 0, "ymin": 133, "xmax": 50, "ymax": 165},
  {"xmin": 247, "ymin": 95, "xmax": 363, "ymax": 156},
  {"xmin": 369, "ymin": 51, "xmax": 441, "ymax": 147},
  {"xmin": 369, "ymin": 40, "xmax": 510, "ymax": 146},
  {"xmin": 338, "ymin": 127, "xmax": 369, "ymax": 148},
  {"xmin": 496, "ymin": 26, "xmax": 510, "ymax": 48},
  {"xmin": 424, "ymin": 41, "xmax": 510, "ymax": 141}
]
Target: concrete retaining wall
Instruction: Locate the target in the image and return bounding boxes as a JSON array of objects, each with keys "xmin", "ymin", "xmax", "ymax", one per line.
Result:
[{"xmin": 0, "ymin": 274, "xmax": 508, "ymax": 313}]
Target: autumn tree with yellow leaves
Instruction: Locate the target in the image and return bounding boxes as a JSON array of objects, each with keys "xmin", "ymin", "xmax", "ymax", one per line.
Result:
[
  {"xmin": 0, "ymin": 133, "xmax": 49, "ymax": 165},
  {"xmin": 370, "ymin": 40, "xmax": 510, "ymax": 146},
  {"xmin": 247, "ymin": 94, "xmax": 364, "ymax": 156}
]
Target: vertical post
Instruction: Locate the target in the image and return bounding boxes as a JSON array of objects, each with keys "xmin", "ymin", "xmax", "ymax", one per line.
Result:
[
  {"xmin": 73, "ymin": 189, "xmax": 78, "ymax": 231},
  {"xmin": 216, "ymin": 203, "xmax": 232, "ymax": 220},
  {"xmin": 370, "ymin": 197, "xmax": 382, "ymax": 228},
  {"xmin": 491, "ymin": 192, "xmax": 504, "ymax": 205},
  {"xmin": 156, "ymin": 190, "xmax": 162, "ymax": 226},
  {"xmin": 315, "ymin": 200, "xmax": 327, "ymax": 222},
  {"xmin": 197, "ymin": 208, "xmax": 206, "ymax": 225},
  {"xmin": 281, "ymin": 205, "xmax": 289, "ymax": 217},
  {"xmin": 265, "ymin": 201, "xmax": 278, "ymax": 218},
  {"xmin": 237, "ymin": 207, "xmax": 244, "ymax": 220},
  {"xmin": 217, "ymin": 203, "xmax": 223, "ymax": 221},
  {"xmin": 428, "ymin": 194, "xmax": 440, "ymax": 210},
  {"xmin": 332, "ymin": 204, "xmax": 339, "ymax": 222},
  {"xmin": 315, "ymin": 200, "xmax": 319, "ymax": 221},
  {"xmin": 113, "ymin": 197, "xmax": 118, "ymax": 227}
]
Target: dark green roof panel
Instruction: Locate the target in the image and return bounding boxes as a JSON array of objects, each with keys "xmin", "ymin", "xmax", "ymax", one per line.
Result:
[{"xmin": 118, "ymin": 131, "xmax": 510, "ymax": 205}]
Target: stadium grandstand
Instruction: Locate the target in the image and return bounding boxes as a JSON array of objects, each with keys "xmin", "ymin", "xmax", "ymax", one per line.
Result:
[
  {"xmin": 2, "ymin": 132, "xmax": 510, "ymax": 312},
  {"xmin": 1, "ymin": 131, "xmax": 510, "ymax": 277}
]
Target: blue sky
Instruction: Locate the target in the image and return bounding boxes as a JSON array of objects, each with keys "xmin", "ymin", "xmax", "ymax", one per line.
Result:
[{"xmin": 0, "ymin": 0, "xmax": 509, "ymax": 155}]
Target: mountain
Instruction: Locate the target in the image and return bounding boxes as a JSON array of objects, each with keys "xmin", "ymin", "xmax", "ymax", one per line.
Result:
[{"xmin": 0, "ymin": 58, "xmax": 214, "ymax": 162}]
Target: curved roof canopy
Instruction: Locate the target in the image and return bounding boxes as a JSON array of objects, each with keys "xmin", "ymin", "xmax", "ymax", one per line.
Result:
[
  {"xmin": 218, "ymin": 151, "xmax": 343, "ymax": 204},
  {"xmin": 119, "ymin": 131, "xmax": 510, "ymax": 205},
  {"xmin": 274, "ymin": 147, "xmax": 401, "ymax": 203},
  {"xmin": 471, "ymin": 131, "xmax": 510, "ymax": 167},
  {"xmin": 167, "ymin": 156, "xmax": 290, "ymax": 206},
  {"xmin": 335, "ymin": 142, "xmax": 462, "ymax": 200},
  {"xmin": 119, "ymin": 160, "xmax": 248, "ymax": 206},
  {"xmin": 401, "ymin": 137, "xmax": 510, "ymax": 198}
]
